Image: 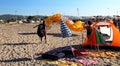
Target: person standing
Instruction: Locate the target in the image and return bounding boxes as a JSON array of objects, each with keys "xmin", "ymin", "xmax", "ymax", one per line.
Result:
[
  {"xmin": 33, "ymin": 20, "xmax": 47, "ymax": 43},
  {"xmin": 118, "ymin": 19, "xmax": 120, "ymax": 31},
  {"xmin": 112, "ymin": 18, "xmax": 118, "ymax": 28},
  {"xmin": 86, "ymin": 20, "xmax": 93, "ymax": 36}
]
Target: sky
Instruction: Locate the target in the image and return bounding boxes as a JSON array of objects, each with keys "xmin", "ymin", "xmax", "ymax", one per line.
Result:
[{"xmin": 0, "ymin": 0, "xmax": 120, "ymax": 16}]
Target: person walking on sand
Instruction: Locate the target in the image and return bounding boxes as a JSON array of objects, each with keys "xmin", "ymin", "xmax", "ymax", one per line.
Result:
[{"xmin": 33, "ymin": 20, "xmax": 47, "ymax": 43}]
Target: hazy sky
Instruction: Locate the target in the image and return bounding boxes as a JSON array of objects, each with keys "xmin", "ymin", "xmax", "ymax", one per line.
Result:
[{"xmin": 0, "ymin": 0, "xmax": 120, "ymax": 16}]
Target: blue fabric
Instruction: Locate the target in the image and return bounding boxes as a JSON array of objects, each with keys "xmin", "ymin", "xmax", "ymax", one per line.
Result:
[{"xmin": 60, "ymin": 20, "xmax": 72, "ymax": 38}]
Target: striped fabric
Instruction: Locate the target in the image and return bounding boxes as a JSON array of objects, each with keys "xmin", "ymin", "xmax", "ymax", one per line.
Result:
[{"xmin": 60, "ymin": 19, "xmax": 72, "ymax": 38}]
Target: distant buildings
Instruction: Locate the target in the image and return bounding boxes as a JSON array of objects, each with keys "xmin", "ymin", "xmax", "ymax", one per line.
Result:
[{"xmin": 0, "ymin": 14, "xmax": 120, "ymax": 24}]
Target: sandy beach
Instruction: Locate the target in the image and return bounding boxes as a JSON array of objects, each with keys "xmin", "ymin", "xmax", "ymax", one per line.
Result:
[{"xmin": 0, "ymin": 23, "xmax": 120, "ymax": 66}]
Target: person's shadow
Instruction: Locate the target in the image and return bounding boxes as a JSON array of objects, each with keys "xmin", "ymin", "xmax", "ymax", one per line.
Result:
[
  {"xmin": 0, "ymin": 58, "xmax": 32, "ymax": 62},
  {"xmin": 18, "ymin": 32, "xmax": 36, "ymax": 35}
]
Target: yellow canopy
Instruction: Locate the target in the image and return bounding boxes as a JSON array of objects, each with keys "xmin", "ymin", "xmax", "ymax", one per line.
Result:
[{"xmin": 45, "ymin": 14, "xmax": 85, "ymax": 32}]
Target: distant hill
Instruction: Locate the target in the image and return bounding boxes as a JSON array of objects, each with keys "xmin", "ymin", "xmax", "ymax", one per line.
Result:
[
  {"xmin": 0, "ymin": 14, "xmax": 94, "ymax": 23},
  {"xmin": 0, "ymin": 14, "xmax": 26, "ymax": 22},
  {"xmin": 0, "ymin": 14, "xmax": 47, "ymax": 22}
]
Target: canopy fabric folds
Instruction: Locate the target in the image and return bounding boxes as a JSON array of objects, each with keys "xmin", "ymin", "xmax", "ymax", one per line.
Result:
[{"xmin": 45, "ymin": 14, "xmax": 85, "ymax": 32}]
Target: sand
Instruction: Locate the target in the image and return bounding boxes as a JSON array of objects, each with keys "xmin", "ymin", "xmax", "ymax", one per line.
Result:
[{"xmin": 0, "ymin": 23, "xmax": 120, "ymax": 66}]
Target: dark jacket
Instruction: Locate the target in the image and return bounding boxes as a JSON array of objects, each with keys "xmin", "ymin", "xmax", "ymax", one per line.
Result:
[{"xmin": 37, "ymin": 23, "xmax": 46, "ymax": 37}]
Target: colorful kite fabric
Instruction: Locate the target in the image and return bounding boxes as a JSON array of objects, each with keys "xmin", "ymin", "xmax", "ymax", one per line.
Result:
[
  {"xmin": 66, "ymin": 21, "xmax": 85, "ymax": 32},
  {"xmin": 60, "ymin": 20, "xmax": 72, "ymax": 38}
]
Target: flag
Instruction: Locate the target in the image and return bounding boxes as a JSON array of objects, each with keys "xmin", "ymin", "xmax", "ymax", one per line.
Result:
[{"xmin": 95, "ymin": 29, "xmax": 105, "ymax": 44}]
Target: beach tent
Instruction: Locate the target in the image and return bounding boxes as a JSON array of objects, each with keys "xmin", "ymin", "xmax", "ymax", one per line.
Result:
[{"xmin": 83, "ymin": 21, "xmax": 120, "ymax": 47}]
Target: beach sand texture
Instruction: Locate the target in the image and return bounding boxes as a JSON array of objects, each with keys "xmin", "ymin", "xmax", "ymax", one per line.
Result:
[{"xmin": 0, "ymin": 23, "xmax": 120, "ymax": 66}]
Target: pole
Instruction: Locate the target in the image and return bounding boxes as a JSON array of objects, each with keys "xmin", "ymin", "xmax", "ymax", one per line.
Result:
[
  {"xmin": 15, "ymin": 10, "xmax": 17, "ymax": 22},
  {"xmin": 116, "ymin": 10, "xmax": 118, "ymax": 15},
  {"xmin": 107, "ymin": 8, "xmax": 109, "ymax": 16},
  {"xmin": 77, "ymin": 8, "xmax": 80, "ymax": 18}
]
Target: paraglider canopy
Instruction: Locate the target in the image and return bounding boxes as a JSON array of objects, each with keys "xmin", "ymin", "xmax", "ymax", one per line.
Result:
[{"xmin": 44, "ymin": 14, "xmax": 85, "ymax": 32}]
